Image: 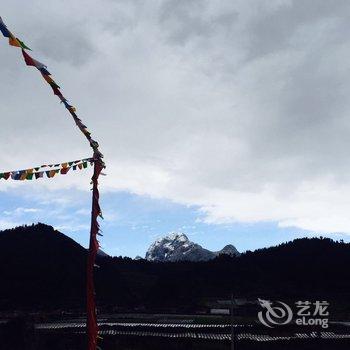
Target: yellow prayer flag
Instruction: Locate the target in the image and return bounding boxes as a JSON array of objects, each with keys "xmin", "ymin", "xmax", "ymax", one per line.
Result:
[
  {"xmin": 9, "ymin": 36, "xmax": 21, "ymax": 48},
  {"xmin": 43, "ymin": 75, "xmax": 54, "ymax": 84}
]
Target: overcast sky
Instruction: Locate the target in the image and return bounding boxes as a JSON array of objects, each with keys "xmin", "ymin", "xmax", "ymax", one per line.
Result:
[{"xmin": 1, "ymin": 1, "xmax": 350, "ymax": 256}]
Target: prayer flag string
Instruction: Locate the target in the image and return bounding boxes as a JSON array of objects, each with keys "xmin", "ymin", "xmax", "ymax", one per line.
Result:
[
  {"xmin": 0, "ymin": 16, "xmax": 103, "ymax": 159},
  {"xmin": 0, "ymin": 158, "xmax": 93, "ymax": 180},
  {"xmin": 0, "ymin": 17, "xmax": 105, "ymax": 350}
]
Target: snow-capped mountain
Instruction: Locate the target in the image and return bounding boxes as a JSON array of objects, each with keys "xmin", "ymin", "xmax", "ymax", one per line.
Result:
[{"xmin": 145, "ymin": 232, "xmax": 239, "ymax": 262}]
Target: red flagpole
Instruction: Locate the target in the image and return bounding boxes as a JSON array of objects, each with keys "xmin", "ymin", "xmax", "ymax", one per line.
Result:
[
  {"xmin": 0, "ymin": 16, "xmax": 106, "ymax": 350},
  {"xmin": 87, "ymin": 155, "xmax": 104, "ymax": 350}
]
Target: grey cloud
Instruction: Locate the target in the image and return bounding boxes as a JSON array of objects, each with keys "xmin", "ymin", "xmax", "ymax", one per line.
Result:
[
  {"xmin": 159, "ymin": 0, "xmax": 238, "ymax": 46},
  {"xmin": 34, "ymin": 25, "xmax": 96, "ymax": 66},
  {"xmin": 245, "ymin": 0, "xmax": 350, "ymax": 60},
  {"xmin": 2, "ymin": 1, "xmax": 350, "ymax": 233}
]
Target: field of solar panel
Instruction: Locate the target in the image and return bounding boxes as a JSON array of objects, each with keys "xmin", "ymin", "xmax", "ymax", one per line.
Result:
[{"xmin": 2, "ymin": 315, "xmax": 350, "ymax": 350}]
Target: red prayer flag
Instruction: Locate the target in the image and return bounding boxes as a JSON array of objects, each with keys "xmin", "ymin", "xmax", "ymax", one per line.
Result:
[
  {"xmin": 60, "ymin": 167, "xmax": 70, "ymax": 175},
  {"xmin": 22, "ymin": 49, "xmax": 36, "ymax": 66}
]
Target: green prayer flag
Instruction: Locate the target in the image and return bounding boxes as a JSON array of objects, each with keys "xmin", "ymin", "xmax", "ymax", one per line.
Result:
[
  {"xmin": 50, "ymin": 81, "xmax": 61, "ymax": 89},
  {"xmin": 18, "ymin": 38, "xmax": 31, "ymax": 50},
  {"xmin": 83, "ymin": 162, "xmax": 88, "ymax": 169},
  {"xmin": 26, "ymin": 173, "xmax": 33, "ymax": 180}
]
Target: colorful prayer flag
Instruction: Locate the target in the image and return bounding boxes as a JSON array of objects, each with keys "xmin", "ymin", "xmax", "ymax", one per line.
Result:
[
  {"xmin": 21, "ymin": 49, "xmax": 47, "ymax": 69},
  {"xmin": 39, "ymin": 67, "xmax": 51, "ymax": 75},
  {"xmin": 0, "ymin": 18, "xmax": 11, "ymax": 38},
  {"xmin": 42, "ymin": 74, "xmax": 54, "ymax": 84},
  {"xmin": 17, "ymin": 38, "xmax": 31, "ymax": 50},
  {"xmin": 61, "ymin": 167, "xmax": 70, "ymax": 175},
  {"xmin": 51, "ymin": 85, "xmax": 63, "ymax": 97},
  {"xmin": 22, "ymin": 49, "xmax": 37, "ymax": 66},
  {"xmin": 9, "ymin": 36, "xmax": 21, "ymax": 47},
  {"xmin": 49, "ymin": 81, "xmax": 60, "ymax": 89}
]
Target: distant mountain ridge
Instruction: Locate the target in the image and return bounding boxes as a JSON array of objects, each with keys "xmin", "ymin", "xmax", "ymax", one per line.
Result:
[{"xmin": 145, "ymin": 232, "xmax": 239, "ymax": 262}]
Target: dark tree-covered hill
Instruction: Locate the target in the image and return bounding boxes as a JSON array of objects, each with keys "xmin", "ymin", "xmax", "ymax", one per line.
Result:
[
  {"xmin": 0, "ymin": 223, "xmax": 87, "ymax": 309},
  {"xmin": 0, "ymin": 223, "xmax": 349, "ymax": 312}
]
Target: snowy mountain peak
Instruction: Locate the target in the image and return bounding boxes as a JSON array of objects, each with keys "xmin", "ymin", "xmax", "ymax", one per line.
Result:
[
  {"xmin": 145, "ymin": 233, "xmax": 239, "ymax": 262},
  {"xmin": 155, "ymin": 232, "xmax": 189, "ymax": 244},
  {"xmin": 146, "ymin": 232, "xmax": 192, "ymax": 262}
]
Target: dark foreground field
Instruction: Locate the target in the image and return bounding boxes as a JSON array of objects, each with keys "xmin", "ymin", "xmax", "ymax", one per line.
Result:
[
  {"xmin": 28, "ymin": 334, "xmax": 350, "ymax": 350},
  {"xmin": 3, "ymin": 332, "xmax": 350, "ymax": 350},
  {"xmin": 1, "ymin": 317, "xmax": 350, "ymax": 350}
]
